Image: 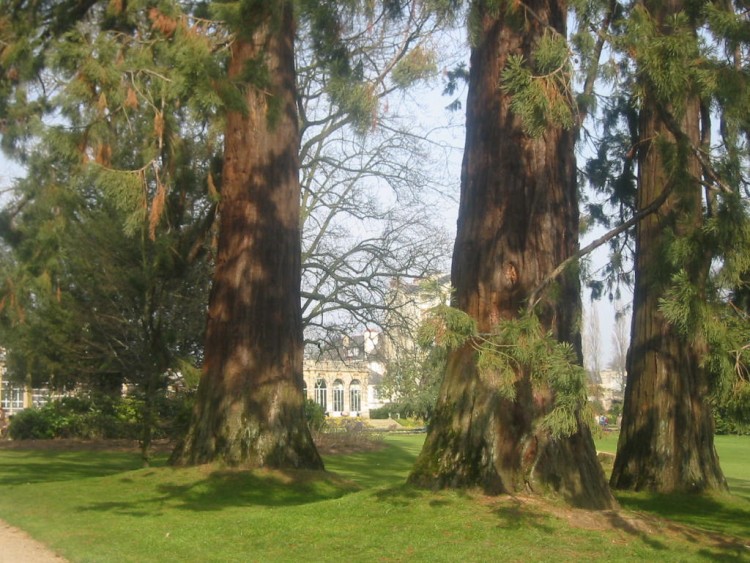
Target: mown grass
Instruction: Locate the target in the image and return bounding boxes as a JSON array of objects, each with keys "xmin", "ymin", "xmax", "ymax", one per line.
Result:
[
  {"xmin": 594, "ymin": 431, "xmax": 750, "ymax": 542},
  {"xmin": 0, "ymin": 434, "xmax": 747, "ymax": 562}
]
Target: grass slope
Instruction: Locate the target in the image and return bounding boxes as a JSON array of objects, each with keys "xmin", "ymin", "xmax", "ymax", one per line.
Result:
[{"xmin": 0, "ymin": 434, "xmax": 747, "ymax": 562}]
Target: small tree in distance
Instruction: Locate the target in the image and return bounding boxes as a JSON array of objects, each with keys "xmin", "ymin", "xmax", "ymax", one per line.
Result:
[
  {"xmin": 608, "ymin": 301, "xmax": 630, "ymax": 395},
  {"xmin": 582, "ymin": 302, "xmax": 602, "ymax": 382}
]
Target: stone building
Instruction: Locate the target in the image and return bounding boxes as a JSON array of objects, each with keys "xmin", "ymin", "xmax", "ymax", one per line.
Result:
[
  {"xmin": 302, "ymin": 329, "xmax": 387, "ymax": 417},
  {"xmin": 302, "ymin": 275, "xmax": 451, "ymax": 418}
]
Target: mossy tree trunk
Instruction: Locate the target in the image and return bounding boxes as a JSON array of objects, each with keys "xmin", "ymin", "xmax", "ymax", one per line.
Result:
[
  {"xmin": 610, "ymin": 0, "xmax": 726, "ymax": 493},
  {"xmin": 171, "ymin": 3, "xmax": 322, "ymax": 469},
  {"xmin": 408, "ymin": 0, "xmax": 614, "ymax": 509}
]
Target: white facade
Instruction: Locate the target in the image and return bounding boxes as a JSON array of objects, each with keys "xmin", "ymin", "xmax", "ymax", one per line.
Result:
[
  {"xmin": 302, "ymin": 359, "xmax": 385, "ymax": 417},
  {"xmin": 593, "ymin": 369, "xmax": 625, "ymax": 410}
]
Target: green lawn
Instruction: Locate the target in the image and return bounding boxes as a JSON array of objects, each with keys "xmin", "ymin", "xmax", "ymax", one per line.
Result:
[
  {"xmin": 594, "ymin": 431, "xmax": 750, "ymax": 541},
  {"xmin": 0, "ymin": 434, "xmax": 747, "ymax": 562},
  {"xmin": 596, "ymin": 432, "xmax": 750, "ymax": 498}
]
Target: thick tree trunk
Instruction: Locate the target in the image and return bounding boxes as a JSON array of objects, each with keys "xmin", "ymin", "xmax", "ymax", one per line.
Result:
[
  {"xmin": 408, "ymin": 1, "xmax": 614, "ymax": 509},
  {"xmin": 610, "ymin": 6, "xmax": 726, "ymax": 490},
  {"xmin": 172, "ymin": 4, "xmax": 322, "ymax": 469}
]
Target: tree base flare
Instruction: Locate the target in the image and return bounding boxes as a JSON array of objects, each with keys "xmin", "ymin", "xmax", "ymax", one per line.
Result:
[{"xmin": 408, "ymin": 347, "xmax": 616, "ymax": 510}]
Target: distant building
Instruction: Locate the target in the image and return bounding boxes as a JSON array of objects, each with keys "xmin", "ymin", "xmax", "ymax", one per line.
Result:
[
  {"xmin": 0, "ymin": 378, "xmax": 50, "ymax": 416},
  {"xmin": 303, "ymin": 328, "xmax": 388, "ymax": 417},
  {"xmin": 592, "ymin": 369, "xmax": 625, "ymax": 411},
  {"xmin": 302, "ymin": 275, "xmax": 451, "ymax": 418}
]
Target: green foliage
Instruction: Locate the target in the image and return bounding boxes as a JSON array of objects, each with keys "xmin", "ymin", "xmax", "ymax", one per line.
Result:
[
  {"xmin": 8, "ymin": 396, "xmax": 136, "ymax": 440},
  {"xmin": 418, "ymin": 304, "xmax": 476, "ymax": 349},
  {"xmin": 367, "ymin": 405, "xmax": 392, "ymax": 420},
  {"xmin": 304, "ymin": 398, "xmax": 326, "ymax": 431},
  {"xmin": 422, "ymin": 305, "xmax": 591, "ymax": 439},
  {"xmin": 91, "ymin": 167, "xmax": 147, "ymax": 237},
  {"xmin": 714, "ymin": 395, "xmax": 750, "ymax": 436},
  {"xmin": 391, "ymin": 45, "xmax": 437, "ymax": 88},
  {"xmin": 501, "ymin": 31, "xmax": 575, "ymax": 137},
  {"xmin": 380, "ymin": 345, "xmax": 446, "ymax": 422},
  {"xmin": 479, "ymin": 315, "xmax": 591, "ymax": 439},
  {"xmin": 8, "ymin": 393, "xmax": 195, "ymax": 441},
  {"xmin": 625, "ymin": 6, "xmax": 715, "ymax": 115},
  {"xmin": 0, "ymin": 0, "xmax": 217, "ymax": 417}
]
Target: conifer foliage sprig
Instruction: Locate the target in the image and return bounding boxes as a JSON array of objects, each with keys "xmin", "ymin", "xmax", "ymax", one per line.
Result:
[
  {"xmin": 420, "ymin": 304, "xmax": 593, "ymax": 439},
  {"xmin": 501, "ymin": 30, "xmax": 577, "ymax": 137}
]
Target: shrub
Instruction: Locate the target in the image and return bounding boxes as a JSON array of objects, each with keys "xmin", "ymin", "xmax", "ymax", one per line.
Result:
[
  {"xmin": 7, "ymin": 392, "xmax": 194, "ymax": 441},
  {"xmin": 8, "ymin": 408, "xmax": 58, "ymax": 439},
  {"xmin": 369, "ymin": 405, "xmax": 395, "ymax": 420},
  {"xmin": 304, "ymin": 399, "xmax": 326, "ymax": 432},
  {"xmin": 714, "ymin": 405, "xmax": 750, "ymax": 435},
  {"xmin": 158, "ymin": 391, "xmax": 195, "ymax": 440}
]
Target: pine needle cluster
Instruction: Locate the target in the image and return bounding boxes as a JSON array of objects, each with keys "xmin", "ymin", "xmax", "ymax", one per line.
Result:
[{"xmin": 420, "ymin": 305, "xmax": 592, "ymax": 439}]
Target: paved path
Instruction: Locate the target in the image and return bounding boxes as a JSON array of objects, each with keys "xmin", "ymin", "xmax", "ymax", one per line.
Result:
[{"xmin": 0, "ymin": 519, "xmax": 66, "ymax": 563}]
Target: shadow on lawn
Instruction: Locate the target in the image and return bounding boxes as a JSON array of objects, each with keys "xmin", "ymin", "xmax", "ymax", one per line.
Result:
[
  {"xmin": 0, "ymin": 450, "xmax": 149, "ymax": 485},
  {"xmin": 78, "ymin": 467, "xmax": 360, "ymax": 516},
  {"xmin": 726, "ymin": 477, "xmax": 750, "ymax": 502},
  {"xmin": 615, "ymin": 490, "xmax": 750, "ymax": 558},
  {"xmin": 322, "ymin": 438, "xmax": 420, "ymax": 489},
  {"xmin": 75, "ymin": 438, "xmax": 422, "ymax": 516}
]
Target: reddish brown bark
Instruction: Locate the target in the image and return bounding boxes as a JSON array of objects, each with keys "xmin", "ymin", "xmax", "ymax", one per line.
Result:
[
  {"xmin": 610, "ymin": 3, "xmax": 725, "ymax": 490},
  {"xmin": 408, "ymin": 1, "xmax": 614, "ymax": 508},
  {"xmin": 172, "ymin": 4, "xmax": 322, "ymax": 469}
]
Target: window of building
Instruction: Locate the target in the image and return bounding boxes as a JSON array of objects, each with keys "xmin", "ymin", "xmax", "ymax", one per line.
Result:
[
  {"xmin": 1, "ymin": 383, "xmax": 24, "ymax": 412},
  {"xmin": 314, "ymin": 379, "xmax": 327, "ymax": 411},
  {"xmin": 332, "ymin": 379, "xmax": 344, "ymax": 412},
  {"xmin": 350, "ymin": 380, "xmax": 361, "ymax": 413},
  {"xmin": 32, "ymin": 389, "xmax": 49, "ymax": 409}
]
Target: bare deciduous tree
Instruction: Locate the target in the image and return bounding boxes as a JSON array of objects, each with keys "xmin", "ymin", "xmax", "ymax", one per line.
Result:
[
  {"xmin": 583, "ymin": 302, "xmax": 601, "ymax": 382},
  {"xmin": 609, "ymin": 301, "xmax": 630, "ymax": 393},
  {"xmin": 296, "ymin": 3, "xmax": 461, "ymax": 355}
]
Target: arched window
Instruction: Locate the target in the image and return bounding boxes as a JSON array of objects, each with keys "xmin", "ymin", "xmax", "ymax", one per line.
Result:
[
  {"xmin": 302, "ymin": 380, "xmax": 308, "ymax": 399},
  {"xmin": 350, "ymin": 379, "xmax": 361, "ymax": 414},
  {"xmin": 332, "ymin": 379, "xmax": 344, "ymax": 412},
  {"xmin": 314, "ymin": 379, "xmax": 327, "ymax": 411}
]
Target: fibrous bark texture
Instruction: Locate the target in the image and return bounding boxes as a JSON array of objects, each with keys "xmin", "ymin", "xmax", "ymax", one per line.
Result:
[
  {"xmin": 408, "ymin": 0, "xmax": 614, "ymax": 509},
  {"xmin": 172, "ymin": 4, "xmax": 322, "ymax": 470},
  {"xmin": 610, "ymin": 2, "xmax": 725, "ymax": 490}
]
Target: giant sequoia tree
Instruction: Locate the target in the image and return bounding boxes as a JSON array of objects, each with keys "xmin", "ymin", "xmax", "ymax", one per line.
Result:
[
  {"xmin": 609, "ymin": 0, "xmax": 740, "ymax": 493},
  {"xmin": 172, "ymin": 2, "xmax": 322, "ymax": 468},
  {"xmin": 575, "ymin": 0, "xmax": 750, "ymax": 492},
  {"xmin": 408, "ymin": 0, "xmax": 614, "ymax": 508}
]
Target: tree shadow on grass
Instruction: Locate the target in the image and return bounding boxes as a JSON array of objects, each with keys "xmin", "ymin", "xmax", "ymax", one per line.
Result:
[
  {"xmin": 726, "ymin": 477, "xmax": 750, "ymax": 502},
  {"xmin": 77, "ymin": 467, "xmax": 359, "ymax": 515},
  {"xmin": 612, "ymin": 491, "xmax": 750, "ymax": 560},
  {"xmin": 321, "ymin": 438, "xmax": 422, "ymax": 489},
  {"xmin": 487, "ymin": 497, "xmax": 556, "ymax": 534},
  {"xmin": 373, "ymin": 484, "xmax": 556, "ymax": 536},
  {"xmin": 0, "ymin": 450, "xmax": 151, "ymax": 485}
]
